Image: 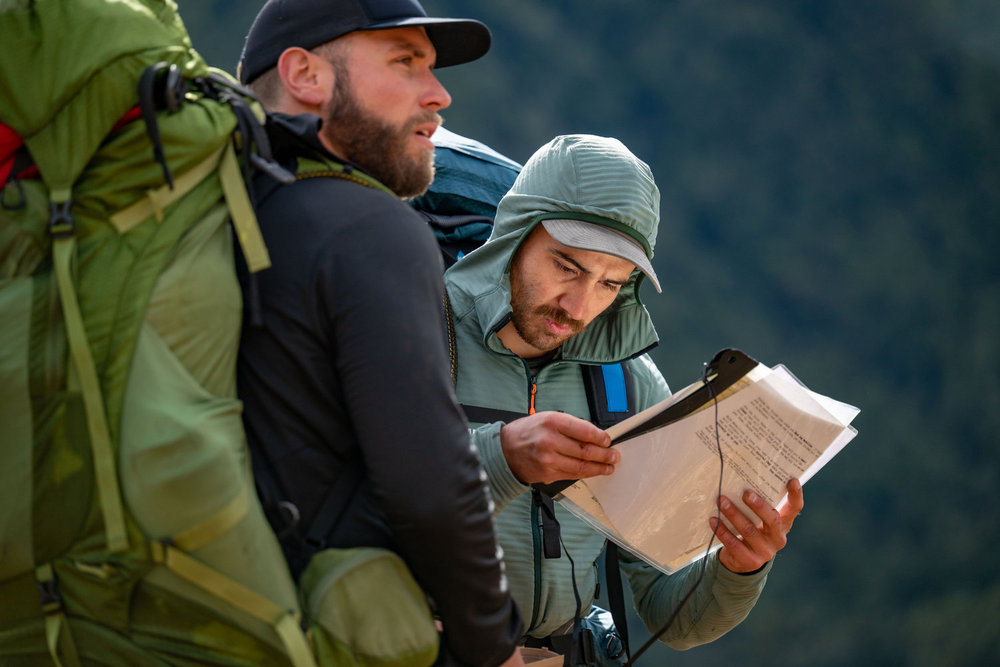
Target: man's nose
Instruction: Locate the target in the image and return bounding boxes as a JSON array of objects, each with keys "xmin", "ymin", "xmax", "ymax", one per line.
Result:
[
  {"xmin": 558, "ymin": 287, "xmax": 590, "ymax": 322},
  {"xmin": 421, "ymin": 71, "xmax": 452, "ymax": 111}
]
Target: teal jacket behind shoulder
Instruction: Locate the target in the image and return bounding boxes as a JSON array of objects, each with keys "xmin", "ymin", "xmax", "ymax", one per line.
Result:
[{"xmin": 443, "ymin": 135, "xmax": 771, "ymax": 648}]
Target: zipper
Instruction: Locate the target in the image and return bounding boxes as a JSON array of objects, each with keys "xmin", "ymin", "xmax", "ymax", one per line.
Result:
[{"xmin": 527, "ymin": 365, "xmax": 541, "ymax": 629}]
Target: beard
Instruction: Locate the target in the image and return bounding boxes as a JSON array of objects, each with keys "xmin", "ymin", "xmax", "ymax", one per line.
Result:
[
  {"xmin": 509, "ymin": 284, "xmax": 585, "ymax": 354},
  {"xmin": 322, "ymin": 69, "xmax": 438, "ymax": 198}
]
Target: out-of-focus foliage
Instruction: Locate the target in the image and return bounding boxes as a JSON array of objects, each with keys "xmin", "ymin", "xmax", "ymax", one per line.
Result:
[{"xmin": 184, "ymin": 1, "xmax": 1000, "ymax": 663}]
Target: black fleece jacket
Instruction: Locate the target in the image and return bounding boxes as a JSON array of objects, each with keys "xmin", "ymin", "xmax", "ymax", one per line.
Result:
[{"xmin": 236, "ymin": 113, "xmax": 522, "ymax": 666}]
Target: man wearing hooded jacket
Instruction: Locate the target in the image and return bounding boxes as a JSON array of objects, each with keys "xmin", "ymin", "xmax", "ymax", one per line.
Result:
[{"xmin": 444, "ymin": 134, "xmax": 804, "ymax": 665}]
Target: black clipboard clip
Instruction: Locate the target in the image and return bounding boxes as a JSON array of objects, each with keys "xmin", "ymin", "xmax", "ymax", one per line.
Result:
[{"xmin": 533, "ymin": 348, "xmax": 759, "ymax": 498}]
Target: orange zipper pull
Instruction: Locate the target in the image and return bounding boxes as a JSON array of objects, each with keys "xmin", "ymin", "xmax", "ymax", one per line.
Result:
[{"xmin": 529, "ymin": 380, "xmax": 537, "ymax": 415}]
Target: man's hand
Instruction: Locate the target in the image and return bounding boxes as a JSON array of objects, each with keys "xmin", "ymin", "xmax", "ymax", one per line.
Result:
[
  {"xmin": 500, "ymin": 411, "xmax": 619, "ymax": 484},
  {"xmin": 710, "ymin": 478, "xmax": 804, "ymax": 574}
]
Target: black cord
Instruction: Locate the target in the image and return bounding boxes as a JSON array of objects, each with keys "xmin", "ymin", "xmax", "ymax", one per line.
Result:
[
  {"xmin": 562, "ymin": 536, "xmax": 583, "ymax": 667},
  {"xmin": 624, "ymin": 364, "xmax": 725, "ymax": 666}
]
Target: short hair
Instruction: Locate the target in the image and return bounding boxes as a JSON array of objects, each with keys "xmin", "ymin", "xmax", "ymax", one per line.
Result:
[
  {"xmin": 244, "ymin": 38, "xmax": 350, "ymax": 111},
  {"xmin": 246, "ymin": 65, "xmax": 282, "ymax": 109}
]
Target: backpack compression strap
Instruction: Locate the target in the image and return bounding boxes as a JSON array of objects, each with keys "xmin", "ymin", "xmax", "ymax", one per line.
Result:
[
  {"xmin": 49, "ymin": 190, "xmax": 129, "ymax": 554},
  {"xmin": 148, "ymin": 486, "xmax": 317, "ymax": 667}
]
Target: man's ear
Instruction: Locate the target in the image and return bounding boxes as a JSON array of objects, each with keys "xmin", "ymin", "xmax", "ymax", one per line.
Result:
[{"xmin": 276, "ymin": 47, "xmax": 332, "ymax": 111}]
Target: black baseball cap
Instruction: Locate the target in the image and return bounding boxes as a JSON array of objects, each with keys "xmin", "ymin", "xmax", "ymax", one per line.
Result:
[{"xmin": 238, "ymin": 0, "xmax": 491, "ymax": 84}]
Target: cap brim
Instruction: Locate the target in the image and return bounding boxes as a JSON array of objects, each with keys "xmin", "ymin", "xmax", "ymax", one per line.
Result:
[
  {"xmin": 366, "ymin": 17, "xmax": 491, "ymax": 68},
  {"xmin": 542, "ymin": 219, "xmax": 661, "ymax": 293}
]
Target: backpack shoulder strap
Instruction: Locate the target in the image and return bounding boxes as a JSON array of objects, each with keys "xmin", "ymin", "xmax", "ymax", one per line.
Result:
[
  {"xmin": 583, "ymin": 363, "xmax": 636, "ymax": 660},
  {"xmin": 302, "ymin": 454, "xmax": 365, "ymax": 555},
  {"xmin": 581, "ymin": 362, "xmax": 635, "ymax": 430},
  {"xmin": 604, "ymin": 542, "xmax": 632, "ymax": 663},
  {"xmin": 253, "ymin": 154, "xmax": 395, "ymax": 210},
  {"xmin": 294, "ymin": 156, "xmax": 394, "ymax": 195}
]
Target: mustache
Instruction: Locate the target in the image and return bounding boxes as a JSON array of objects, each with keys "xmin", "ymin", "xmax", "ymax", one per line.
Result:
[
  {"xmin": 534, "ymin": 305, "xmax": 584, "ymax": 333},
  {"xmin": 407, "ymin": 112, "xmax": 444, "ymax": 134}
]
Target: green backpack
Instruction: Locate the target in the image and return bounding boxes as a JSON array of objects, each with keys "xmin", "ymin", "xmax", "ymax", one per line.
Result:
[{"xmin": 0, "ymin": 1, "xmax": 318, "ymax": 664}]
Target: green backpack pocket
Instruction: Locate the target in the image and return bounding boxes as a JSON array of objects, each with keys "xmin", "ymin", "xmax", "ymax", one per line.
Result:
[{"xmin": 299, "ymin": 547, "xmax": 439, "ymax": 667}]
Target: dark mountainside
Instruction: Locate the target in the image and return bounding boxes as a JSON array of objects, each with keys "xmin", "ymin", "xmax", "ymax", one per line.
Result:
[{"xmin": 185, "ymin": 1, "xmax": 1000, "ymax": 664}]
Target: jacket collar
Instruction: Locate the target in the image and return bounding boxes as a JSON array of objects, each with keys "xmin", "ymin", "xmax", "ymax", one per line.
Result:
[{"xmin": 266, "ymin": 112, "xmax": 365, "ymax": 174}]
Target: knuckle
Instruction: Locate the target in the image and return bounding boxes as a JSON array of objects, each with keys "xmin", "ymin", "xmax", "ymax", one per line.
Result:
[{"xmin": 538, "ymin": 452, "xmax": 557, "ymax": 468}]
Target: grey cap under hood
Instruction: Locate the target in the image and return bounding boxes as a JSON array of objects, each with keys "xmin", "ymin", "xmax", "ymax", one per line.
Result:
[{"xmin": 444, "ymin": 134, "xmax": 662, "ymax": 365}]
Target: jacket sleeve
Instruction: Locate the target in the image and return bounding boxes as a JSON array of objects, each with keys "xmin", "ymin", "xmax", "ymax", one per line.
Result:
[
  {"xmin": 619, "ymin": 551, "xmax": 770, "ymax": 649},
  {"xmin": 317, "ymin": 190, "xmax": 522, "ymax": 665},
  {"xmin": 471, "ymin": 421, "xmax": 530, "ymax": 513}
]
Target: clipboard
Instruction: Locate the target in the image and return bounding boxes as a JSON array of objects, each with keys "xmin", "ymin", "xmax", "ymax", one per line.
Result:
[
  {"xmin": 533, "ymin": 348, "xmax": 760, "ymax": 498},
  {"xmin": 546, "ymin": 347, "xmax": 859, "ymax": 575}
]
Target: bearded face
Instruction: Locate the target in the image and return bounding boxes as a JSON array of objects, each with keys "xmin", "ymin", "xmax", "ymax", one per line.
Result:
[
  {"xmin": 498, "ymin": 226, "xmax": 635, "ymax": 359},
  {"xmin": 322, "ymin": 60, "xmax": 439, "ymax": 198},
  {"xmin": 508, "ymin": 256, "xmax": 587, "ymax": 354}
]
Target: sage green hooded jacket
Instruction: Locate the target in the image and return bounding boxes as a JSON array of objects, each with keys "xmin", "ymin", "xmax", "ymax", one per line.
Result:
[{"xmin": 444, "ymin": 135, "xmax": 771, "ymax": 650}]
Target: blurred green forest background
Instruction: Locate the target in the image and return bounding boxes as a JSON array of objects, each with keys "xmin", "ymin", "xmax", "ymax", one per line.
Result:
[{"xmin": 181, "ymin": 1, "xmax": 1000, "ymax": 664}]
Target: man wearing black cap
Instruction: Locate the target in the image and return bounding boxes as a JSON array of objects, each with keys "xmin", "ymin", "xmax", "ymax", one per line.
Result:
[{"xmin": 234, "ymin": 2, "xmax": 524, "ymax": 666}]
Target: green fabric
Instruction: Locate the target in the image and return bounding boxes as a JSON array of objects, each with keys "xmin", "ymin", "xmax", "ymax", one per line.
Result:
[
  {"xmin": 0, "ymin": 0, "xmax": 197, "ymax": 193},
  {"xmin": 444, "ymin": 135, "xmax": 771, "ymax": 646},
  {"xmin": 300, "ymin": 548, "xmax": 439, "ymax": 667},
  {"xmin": 0, "ymin": 275, "xmax": 34, "ymax": 579},
  {"xmin": 0, "ymin": 2, "xmax": 311, "ymax": 664}
]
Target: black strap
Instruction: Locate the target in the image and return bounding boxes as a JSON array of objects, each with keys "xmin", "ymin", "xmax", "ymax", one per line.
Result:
[
  {"xmin": 523, "ymin": 628, "xmax": 596, "ymax": 665},
  {"xmin": 1, "ymin": 152, "xmax": 30, "ymax": 209},
  {"xmin": 8, "ymin": 146, "xmax": 35, "ymax": 180},
  {"xmin": 604, "ymin": 543, "xmax": 631, "ymax": 662},
  {"xmin": 457, "ymin": 365, "xmax": 632, "ymax": 431},
  {"xmin": 253, "ymin": 451, "xmax": 365, "ymax": 577},
  {"xmin": 613, "ymin": 349, "xmax": 757, "ymax": 445},
  {"xmin": 303, "ymin": 455, "xmax": 365, "ymax": 556},
  {"xmin": 581, "ymin": 363, "xmax": 634, "ymax": 430},
  {"xmin": 254, "ymin": 463, "xmax": 300, "ymax": 543},
  {"xmin": 460, "ymin": 404, "xmax": 529, "ymax": 425},
  {"xmin": 137, "ymin": 62, "xmax": 185, "ymax": 188},
  {"xmin": 532, "ymin": 488, "xmax": 562, "ymax": 559}
]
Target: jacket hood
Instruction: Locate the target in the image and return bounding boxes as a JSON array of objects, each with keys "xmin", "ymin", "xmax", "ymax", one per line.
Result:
[{"xmin": 445, "ymin": 134, "xmax": 662, "ymax": 364}]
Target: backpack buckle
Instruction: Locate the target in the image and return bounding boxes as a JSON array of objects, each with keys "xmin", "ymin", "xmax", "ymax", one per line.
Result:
[
  {"xmin": 38, "ymin": 577, "xmax": 62, "ymax": 613},
  {"xmin": 49, "ymin": 199, "xmax": 75, "ymax": 238},
  {"xmin": 36, "ymin": 565, "xmax": 65, "ymax": 614}
]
